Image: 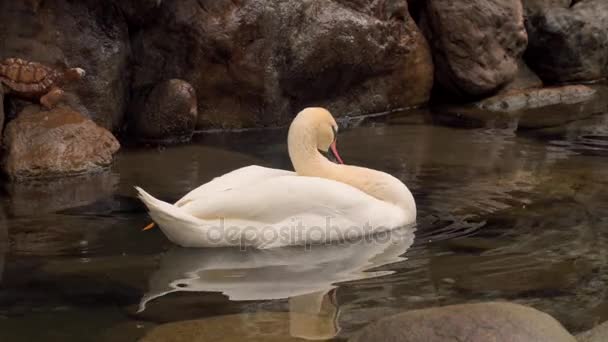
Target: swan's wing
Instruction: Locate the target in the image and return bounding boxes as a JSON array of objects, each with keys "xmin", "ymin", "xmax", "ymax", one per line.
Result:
[
  {"xmin": 180, "ymin": 175, "xmax": 406, "ymax": 228},
  {"xmin": 175, "ymin": 165, "xmax": 295, "ymax": 207}
]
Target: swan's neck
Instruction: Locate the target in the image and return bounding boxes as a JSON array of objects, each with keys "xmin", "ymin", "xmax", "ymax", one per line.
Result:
[{"xmin": 288, "ymin": 128, "xmax": 415, "ymax": 213}]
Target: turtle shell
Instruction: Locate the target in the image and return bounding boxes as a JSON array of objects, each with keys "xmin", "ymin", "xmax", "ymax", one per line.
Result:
[{"xmin": 0, "ymin": 58, "xmax": 59, "ymax": 95}]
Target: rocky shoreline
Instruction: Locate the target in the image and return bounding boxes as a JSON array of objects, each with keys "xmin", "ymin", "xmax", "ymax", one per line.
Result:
[{"xmin": 0, "ymin": 0, "xmax": 607, "ymax": 179}]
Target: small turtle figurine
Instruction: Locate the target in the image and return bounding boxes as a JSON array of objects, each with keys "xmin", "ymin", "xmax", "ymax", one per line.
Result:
[{"xmin": 0, "ymin": 58, "xmax": 85, "ymax": 109}]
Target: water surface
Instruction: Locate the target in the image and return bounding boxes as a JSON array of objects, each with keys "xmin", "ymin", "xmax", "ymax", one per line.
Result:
[{"xmin": 1, "ymin": 110, "xmax": 608, "ymax": 341}]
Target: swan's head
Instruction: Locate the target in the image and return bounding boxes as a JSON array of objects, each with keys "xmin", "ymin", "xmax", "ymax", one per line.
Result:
[{"xmin": 288, "ymin": 107, "xmax": 343, "ymax": 165}]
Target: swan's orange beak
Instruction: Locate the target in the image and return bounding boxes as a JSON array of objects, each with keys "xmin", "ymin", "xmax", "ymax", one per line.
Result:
[
  {"xmin": 142, "ymin": 222, "xmax": 155, "ymax": 231},
  {"xmin": 330, "ymin": 141, "xmax": 344, "ymax": 164}
]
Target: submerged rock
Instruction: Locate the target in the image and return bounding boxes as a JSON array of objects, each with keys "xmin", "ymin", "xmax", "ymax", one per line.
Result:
[
  {"xmin": 131, "ymin": 0, "xmax": 433, "ymax": 128},
  {"xmin": 421, "ymin": 0, "xmax": 528, "ymax": 97},
  {"xmin": 0, "ymin": 0, "xmax": 130, "ymax": 130},
  {"xmin": 139, "ymin": 312, "xmax": 325, "ymax": 342},
  {"xmin": 525, "ymin": 0, "xmax": 608, "ymax": 83},
  {"xmin": 349, "ymin": 302, "xmax": 576, "ymax": 342},
  {"xmin": 131, "ymin": 79, "xmax": 198, "ymax": 144},
  {"xmin": 1, "ymin": 107, "xmax": 120, "ymax": 180}
]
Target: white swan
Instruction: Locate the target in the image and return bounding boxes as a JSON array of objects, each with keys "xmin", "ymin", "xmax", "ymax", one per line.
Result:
[{"xmin": 136, "ymin": 107, "xmax": 416, "ymax": 248}]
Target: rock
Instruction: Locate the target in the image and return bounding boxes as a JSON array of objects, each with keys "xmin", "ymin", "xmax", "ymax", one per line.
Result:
[
  {"xmin": 349, "ymin": 302, "xmax": 576, "ymax": 342},
  {"xmin": 1, "ymin": 106, "xmax": 120, "ymax": 180},
  {"xmin": 421, "ymin": 0, "xmax": 528, "ymax": 97},
  {"xmin": 501, "ymin": 60, "xmax": 543, "ymax": 92},
  {"xmin": 478, "ymin": 85, "xmax": 597, "ymax": 112},
  {"xmin": 525, "ymin": 0, "xmax": 608, "ymax": 83},
  {"xmin": 434, "ymin": 85, "xmax": 608, "ymax": 129},
  {"xmin": 139, "ymin": 312, "xmax": 324, "ymax": 342},
  {"xmin": 523, "ymin": 0, "xmax": 572, "ymax": 15},
  {"xmin": 132, "ymin": 0, "xmax": 433, "ymax": 129},
  {"xmin": 578, "ymin": 321, "xmax": 608, "ymax": 342},
  {"xmin": 0, "ymin": 0, "xmax": 130, "ymax": 130},
  {"xmin": 131, "ymin": 79, "xmax": 198, "ymax": 144}
]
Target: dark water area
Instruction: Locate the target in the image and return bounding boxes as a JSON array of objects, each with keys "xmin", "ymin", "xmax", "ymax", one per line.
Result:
[{"xmin": 1, "ymin": 110, "xmax": 608, "ymax": 341}]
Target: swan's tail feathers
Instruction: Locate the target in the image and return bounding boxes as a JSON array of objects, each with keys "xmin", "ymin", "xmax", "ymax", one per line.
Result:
[{"xmin": 134, "ymin": 186, "xmax": 202, "ymax": 244}]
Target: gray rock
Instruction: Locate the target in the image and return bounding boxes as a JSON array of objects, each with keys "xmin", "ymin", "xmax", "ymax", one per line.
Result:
[
  {"xmin": 0, "ymin": 0, "xmax": 130, "ymax": 131},
  {"xmin": 131, "ymin": 79, "xmax": 198, "ymax": 144},
  {"xmin": 349, "ymin": 302, "xmax": 576, "ymax": 342},
  {"xmin": 1, "ymin": 106, "xmax": 120, "ymax": 180},
  {"xmin": 421, "ymin": 0, "xmax": 528, "ymax": 97},
  {"xmin": 525, "ymin": 0, "xmax": 608, "ymax": 83},
  {"xmin": 131, "ymin": 0, "xmax": 434, "ymax": 129},
  {"xmin": 578, "ymin": 320, "xmax": 608, "ymax": 342}
]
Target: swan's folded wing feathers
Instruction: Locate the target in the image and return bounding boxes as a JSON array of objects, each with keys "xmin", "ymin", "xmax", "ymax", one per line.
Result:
[
  {"xmin": 175, "ymin": 166, "xmax": 294, "ymax": 207},
  {"xmin": 179, "ymin": 175, "xmax": 398, "ymax": 226}
]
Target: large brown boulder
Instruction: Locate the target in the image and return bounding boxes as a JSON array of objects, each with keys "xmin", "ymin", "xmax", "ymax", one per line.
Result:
[
  {"xmin": 130, "ymin": 79, "xmax": 198, "ymax": 144},
  {"xmin": 131, "ymin": 0, "xmax": 433, "ymax": 129},
  {"xmin": 349, "ymin": 302, "xmax": 576, "ymax": 342},
  {"xmin": 0, "ymin": 0, "xmax": 130, "ymax": 131},
  {"xmin": 525, "ymin": 0, "xmax": 608, "ymax": 83},
  {"xmin": 1, "ymin": 107, "xmax": 120, "ymax": 180},
  {"xmin": 421, "ymin": 0, "xmax": 528, "ymax": 97}
]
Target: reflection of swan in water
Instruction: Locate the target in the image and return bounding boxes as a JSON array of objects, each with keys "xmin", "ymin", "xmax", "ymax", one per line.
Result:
[{"xmin": 139, "ymin": 228, "xmax": 414, "ymax": 339}]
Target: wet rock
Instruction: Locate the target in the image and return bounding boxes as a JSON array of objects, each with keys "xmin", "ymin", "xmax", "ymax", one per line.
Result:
[
  {"xmin": 578, "ymin": 320, "xmax": 608, "ymax": 342},
  {"xmin": 1, "ymin": 107, "xmax": 120, "ymax": 180},
  {"xmin": 0, "ymin": 0, "xmax": 130, "ymax": 130},
  {"xmin": 349, "ymin": 302, "xmax": 576, "ymax": 342},
  {"xmin": 132, "ymin": 0, "xmax": 433, "ymax": 129},
  {"xmin": 139, "ymin": 312, "xmax": 322, "ymax": 342},
  {"xmin": 525, "ymin": 0, "xmax": 608, "ymax": 83},
  {"xmin": 434, "ymin": 85, "xmax": 608, "ymax": 129},
  {"xmin": 478, "ymin": 85, "xmax": 596, "ymax": 112},
  {"xmin": 131, "ymin": 79, "xmax": 198, "ymax": 144},
  {"xmin": 421, "ymin": 0, "xmax": 527, "ymax": 97}
]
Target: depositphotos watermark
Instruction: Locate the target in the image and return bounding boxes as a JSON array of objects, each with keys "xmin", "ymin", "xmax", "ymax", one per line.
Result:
[{"xmin": 199, "ymin": 217, "xmax": 415, "ymax": 250}]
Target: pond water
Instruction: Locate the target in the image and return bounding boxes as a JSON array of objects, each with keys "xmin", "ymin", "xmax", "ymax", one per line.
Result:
[{"xmin": 1, "ymin": 110, "xmax": 607, "ymax": 341}]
